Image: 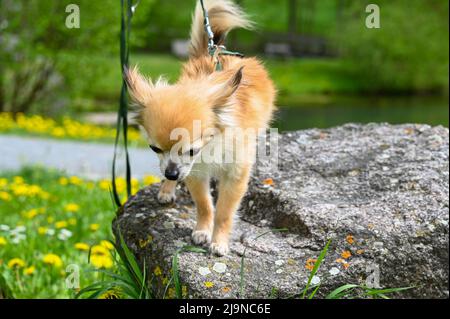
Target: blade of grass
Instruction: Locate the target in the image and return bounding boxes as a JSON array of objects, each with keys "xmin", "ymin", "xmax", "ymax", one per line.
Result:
[
  {"xmin": 172, "ymin": 245, "xmax": 207, "ymax": 299},
  {"xmin": 75, "ymin": 281, "xmax": 112, "ymax": 299},
  {"xmin": 163, "ymin": 276, "xmax": 174, "ymax": 299},
  {"xmin": 0, "ymin": 273, "xmax": 14, "ymax": 299},
  {"xmin": 117, "ymin": 230, "xmax": 143, "ymax": 284},
  {"xmin": 326, "ymin": 284, "xmax": 360, "ymax": 299},
  {"xmin": 302, "ymin": 239, "xmax": 331, "ymax": 299},
  {"xmin": 308, "ymin": 284, "xmax": 322, "ymax": 299},
  {"xmin": 364, "ymin": 286, "xmax": 414, "ymax": 297}
]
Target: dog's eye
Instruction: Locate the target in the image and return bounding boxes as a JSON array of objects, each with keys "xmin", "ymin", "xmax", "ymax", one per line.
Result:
[
  {"xmin": 149, "ymin": 145, "xmax": 162, "ymax": 154},
  {"xmin": 187, "ymin": 148, "xmax": 200, "ymax": 157}
]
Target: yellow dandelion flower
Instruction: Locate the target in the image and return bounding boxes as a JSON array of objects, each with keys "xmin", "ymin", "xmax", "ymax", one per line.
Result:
[
  {"xmin": 23, "ymin": 209, "xmax": 39, "ymax": 219},
  {"xmin": 0, "ymin": 178, "xmax": 8, "ymax": 188},
  {"xmin": 0, "ymin": 191, "xmax": 11, "ymax": 201},
  {"xmin": 43, "ymin": 254, "xmax": 63, "ymax": 268},
  {"xmin": 59, "ymin": 177, "xmax": 69, "ymax": 186},
  {"xmin": 13, "ymin": 176, "xmax": 24, "ymax": 184},
  {"xmin": 38, "ymin": 226, "xmax": 48, "ymax": 235},
  {"xmin": 99, "ymin": 288, "xmax": 121, "ymax": 299},
  {"xmin": 64, "ymin": 203, "xmax": 79, "ymax": 212},
  {"xmin": 74, "ymin": 242, "xmax": 90, "ymax": 251},
  {"xmin": 8, "ymin": 258, "xmax": 26, "ymax": 269},
  {"xmin": 91, "ymin": 245, "xmax": 109, "ymax": 256},
  {"xmin": 51, "ymin": 127, "xmax": 66, "ymax": 138},
  {"xmin": 100, "ymin": 240, "xmax": 114, "ymax": 250},
  {"xmin": 68, "ymin": 218, "xmax": 77, "ymax": 226},
  {"xmin": 204, "ymin": 281, "xmax": 214, "ymax": 288},
  {"xmin": 0, "ymin": 236, "xmax": 7, "ymax": 246},
  {"xmin": 89, "ymin": 223, "xmax": 100, "ymax": 231},
  {"xmin": 55, "ymin": 220, "xmax": 68, "ymax": 229},
  {"xmin": 99, "ymin": 179, "xmax": 111, "ymax": 191},
  {"xmin": 90, "ymin": 255, "xmax": 113, "ymax": 269},
  {"xmin": 69, "ymin": 176, "xmax": 82, "ymax": 185},
  {"xmin": 131, "ymin": 178, "xmax": 139, "ymax": 187},
  {"xmin": 24, "ymin": 266, "xmax": 36, "ymax": 275},
  {"xmin": 143, "ymin": 175, "xmax": 161, "ymax": 185}
]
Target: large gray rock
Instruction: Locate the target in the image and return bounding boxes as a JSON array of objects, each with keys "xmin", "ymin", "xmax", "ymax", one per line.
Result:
[{"xmin": 113, "ymin": 123, "xmax": 449, "ymax": 299}]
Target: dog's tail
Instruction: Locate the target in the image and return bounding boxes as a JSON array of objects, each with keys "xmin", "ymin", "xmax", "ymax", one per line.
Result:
[{"xmin": 189, "ymin": 0, "xmax": 253, "ymax": 58}]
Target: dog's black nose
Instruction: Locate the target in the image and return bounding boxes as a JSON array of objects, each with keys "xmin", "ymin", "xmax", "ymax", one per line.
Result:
[{"xmin": 165, "ymin": 168, "xmax": 180, "ymax": 181}]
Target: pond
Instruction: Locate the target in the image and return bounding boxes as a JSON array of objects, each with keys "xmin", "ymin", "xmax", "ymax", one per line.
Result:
[{"xmin": 273, "ymin": 95, "xmax": 449, "ymax": 132}]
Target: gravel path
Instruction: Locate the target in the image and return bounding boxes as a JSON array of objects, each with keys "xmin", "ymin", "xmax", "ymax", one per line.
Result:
[{"xmin": 0, "ymin": 135, "xmax": 160, "ymax": 180}]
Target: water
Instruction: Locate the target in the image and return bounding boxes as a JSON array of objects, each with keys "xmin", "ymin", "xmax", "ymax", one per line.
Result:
[{"xmin": 273, "ymin": 95, "xmax": 449, "ymax": 132}]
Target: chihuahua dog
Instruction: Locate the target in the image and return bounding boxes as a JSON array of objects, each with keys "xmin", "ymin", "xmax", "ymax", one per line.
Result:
[{"xmin": 125, "ymin": 0, "xmax": 276, "ymax": 256}]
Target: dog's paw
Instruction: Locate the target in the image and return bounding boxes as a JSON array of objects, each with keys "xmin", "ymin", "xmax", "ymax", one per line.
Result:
[
  {"xmin": 192, "ymin": 230, "xmax": 211, "ymax": 245},
  {"xmin": 210, "ymin": 242, "xmax": 229, "ymax": 256},
  {"xmin": 157, "ymin": 190, "xmax": 176, "ymax": 204}
]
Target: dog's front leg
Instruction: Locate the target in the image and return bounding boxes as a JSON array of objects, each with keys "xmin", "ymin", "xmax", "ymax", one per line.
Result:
[
  {"xmin": 210, "ymin": 166, "xmax": 251, "ymax": 256},
  {"xmin": 185, "ymin": 176, "xmax": 214, "ymax": 245},
  {"xmin": 157, "ymin": 180, "xmax": 177, "ymax": 204}
]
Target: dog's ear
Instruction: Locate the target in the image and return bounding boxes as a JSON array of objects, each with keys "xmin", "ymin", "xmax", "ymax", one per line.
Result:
[
  {"xmin": 209, "ymin": 66, "xmax": 243, "ymax": 107},
  {"xmin": 124, "ymin": 66, "xmax": 155, "ymax": 125},
  {"xmin": 124, "ymin": 66, "xmax": 154, "ymax": 106}
]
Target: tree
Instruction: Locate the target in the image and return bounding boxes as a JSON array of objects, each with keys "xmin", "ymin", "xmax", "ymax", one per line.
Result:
[{"xmin": 334, "ymin": 0, "xmax": 449, "ymax": 93}]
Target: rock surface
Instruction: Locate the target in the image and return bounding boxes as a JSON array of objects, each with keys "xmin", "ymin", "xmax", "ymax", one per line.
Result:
[{"xmin": 113, "ymin": 123, "xmax": 449, "ymax": 299}]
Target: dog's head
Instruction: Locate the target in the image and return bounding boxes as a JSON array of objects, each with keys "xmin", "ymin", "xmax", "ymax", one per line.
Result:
[{"xmin": 124, "ymin": 66, "xmax": 243, "ymax": 181}]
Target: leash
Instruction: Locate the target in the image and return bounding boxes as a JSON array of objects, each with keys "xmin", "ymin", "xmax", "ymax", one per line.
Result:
[
  {"xmin": 199, "ymin": 0, "xmax": 244, "ymax": 71},
  {"xmin": 112, "ymin": 0, "xmax": 140, "ymax": 207}
]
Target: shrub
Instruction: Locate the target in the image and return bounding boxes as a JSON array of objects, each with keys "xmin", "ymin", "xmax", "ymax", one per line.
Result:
[{"xmin": 334, "ymin": 0, "xmax": 449, "ymax": 94}]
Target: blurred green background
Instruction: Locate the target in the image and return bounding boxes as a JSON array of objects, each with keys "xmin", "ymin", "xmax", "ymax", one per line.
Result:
[{"xmin": 0, "ymin": 0, "xmax": 448, "ymax": 131}]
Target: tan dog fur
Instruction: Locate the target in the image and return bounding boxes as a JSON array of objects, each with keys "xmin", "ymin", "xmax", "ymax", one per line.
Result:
[{"xmin": 125, "ymin": 0, "xmax": 276, "ymax": 256}]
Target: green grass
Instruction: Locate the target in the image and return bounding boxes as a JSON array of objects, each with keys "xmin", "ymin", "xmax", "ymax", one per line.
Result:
[
  {"xmin": 76, "ymin": 233, "xmax": 154, "ymax": 299},
  {"xmin": 0, "ymin": 167, "xmax": 157, "ymax": 298},
  {"xmin": 265, "ymin": 58, "xmax": 359, "ymax": 105}
]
